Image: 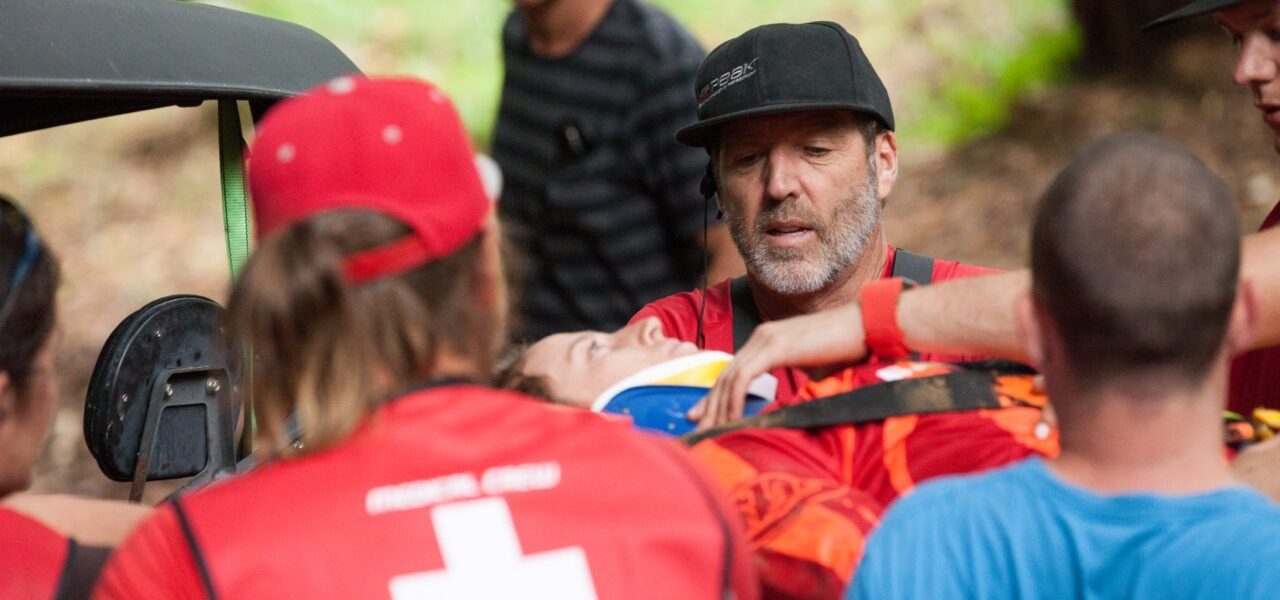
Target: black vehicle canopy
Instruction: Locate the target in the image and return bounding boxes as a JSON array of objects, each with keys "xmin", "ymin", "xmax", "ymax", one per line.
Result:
[
  {"xmin": 1, "ymin": 0, "xmax": 364, "ymax": 497},
  {"xmin": 0, "ymin": 0, "xmax": 361, "ymax": 137}
]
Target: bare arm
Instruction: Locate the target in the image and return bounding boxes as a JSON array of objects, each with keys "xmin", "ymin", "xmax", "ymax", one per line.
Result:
[
  {"xmin": 899, "ymin": 270, "xmax": 1029, "ymax": 361},
  {"xmin": 703, "ymin": 229, "xmax": 1280, "ymax": 428},
  {"xmin": 697, "ymin": 272, "xmax": 1026, "ymax": 428},
  {"xmin": 899, "ymin": 229, "xmax": 1280, "ymax": 355},
  {"xmin": 904, "ymin": 228, "xmax": 1280, "ymax": 355}
]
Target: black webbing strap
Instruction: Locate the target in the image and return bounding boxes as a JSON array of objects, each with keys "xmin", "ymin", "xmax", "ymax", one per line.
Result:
[
  {"xmin": 683, "ymin": 369, "xmax": 1006, "ymax": 445},
  {"xmin": 172, "ymin": 498, "xmax": 220, "ymax": 600},
  {"xmin": 890, "ymin": 248, "xmax": 935, "ymax": 285},
  {"xmin": 890, "ymin": 249, "xmax": 935, "ymax": 360},
  {"xmin": 53, "ymin": 540, "xmax": 111, "ymax": 600},
  {"xmin": 729, "ymin": 276, "xmax": 763, "ymax": 353}
]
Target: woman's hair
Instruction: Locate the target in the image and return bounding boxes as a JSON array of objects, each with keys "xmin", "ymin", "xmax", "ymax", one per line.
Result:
[
  {"xmin": 491, "ymin": 343, "xmax": 558, "ymax": 404},
  {"xmin": 0, "ymin": 195, "xmax": 60, "ymax": 395},
  {"xmin": 228, "ymin": 210, "xmax": 496, "ymax": 457}
]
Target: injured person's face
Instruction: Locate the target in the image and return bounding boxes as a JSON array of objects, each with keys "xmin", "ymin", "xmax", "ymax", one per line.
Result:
[{"xmin": 519, "ymin": 317, "xmax": 700, "ymax": 407}]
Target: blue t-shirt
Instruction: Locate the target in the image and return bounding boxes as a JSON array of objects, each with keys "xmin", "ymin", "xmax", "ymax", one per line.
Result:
[{"xmin": 849, "ymin": 457, "xmax": 1280, "ymax": 599}]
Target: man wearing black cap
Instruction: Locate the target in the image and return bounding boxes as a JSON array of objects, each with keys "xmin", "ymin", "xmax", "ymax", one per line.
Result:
[
  {"xmin": 631, "ymin": 21, "xmax": 994, "ymax": 420},
  {"xmin": 1144, "ymin": 0, "xmax": 1280, "ymax": 420}
]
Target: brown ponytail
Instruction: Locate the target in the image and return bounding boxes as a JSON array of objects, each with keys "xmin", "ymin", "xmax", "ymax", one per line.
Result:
[{"xmin": 228, "ymin": 210, "xmax": 497, "ymax": 458}]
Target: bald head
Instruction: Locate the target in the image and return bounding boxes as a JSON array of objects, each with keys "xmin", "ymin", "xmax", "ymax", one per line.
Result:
[{"xmin": 1031, "ymin": 133, "xmax": 1240, "ymax": 386}]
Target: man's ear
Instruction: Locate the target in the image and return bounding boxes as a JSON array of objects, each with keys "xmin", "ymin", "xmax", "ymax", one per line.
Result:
[
  {"xmin": 1015, "ymin": 293, "xmax": 1046, "ymax": 369},
  {"xmin": 704, "ymin": 156, "xmax": 727, "ymax": 218},
  {"xmin": 1225, "ymin": 277, "xmax": 1260, "ymax": 357},
  {"xmin": 874, "ymin": 131, "xmax": 899, "ymax": 202}
]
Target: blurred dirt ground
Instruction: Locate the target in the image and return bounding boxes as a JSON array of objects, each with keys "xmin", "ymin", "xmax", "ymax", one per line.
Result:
[{"xmin": 2, "ymin": 33, "xmax": 1275, "ymax": 502}]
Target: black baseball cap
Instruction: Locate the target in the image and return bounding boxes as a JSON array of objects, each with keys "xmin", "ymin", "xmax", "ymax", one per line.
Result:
[
  {"xmin": 1143, "ymin": 0, "xmax": 1250, "ymax": 31},
  {"xmin": 675, "ymin": 21, "xmax": 894, "ymax": 147}
]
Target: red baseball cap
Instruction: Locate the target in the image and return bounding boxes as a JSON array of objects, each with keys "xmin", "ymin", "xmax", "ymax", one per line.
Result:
[{"xmin": 248, "ymin": 76, "xmax": 489, "ymax": 283}]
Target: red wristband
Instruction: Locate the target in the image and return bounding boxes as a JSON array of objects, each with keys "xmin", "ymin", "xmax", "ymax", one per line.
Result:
[{"xmin": 861, "ymin": 277, "xmax": 912, "ymax": 359}]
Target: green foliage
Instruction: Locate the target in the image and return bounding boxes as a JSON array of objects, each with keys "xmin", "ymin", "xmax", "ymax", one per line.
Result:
[
  {"xmin": 913, "ymin": 24, "xmax": 1080, "ymax": 144},
  {"xmin": 227, "ymin": 0, "xmax": 1079, "ymax": 148}
]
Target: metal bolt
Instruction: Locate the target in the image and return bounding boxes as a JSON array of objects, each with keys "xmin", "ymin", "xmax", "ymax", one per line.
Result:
[
  {"xmin": 121, "ymin": 393, "xmax": 129, "ymax": 404},
  {"xmin": 164, "ymin": 383, "xmax": 174, "ymax": 398},
  {"xmin": 154, "ymin": 329, "xmax": 163, "ymax": 339},
  {"xmin": 206, "ymin": 378, "xmax": 221, "ymax": 394}
]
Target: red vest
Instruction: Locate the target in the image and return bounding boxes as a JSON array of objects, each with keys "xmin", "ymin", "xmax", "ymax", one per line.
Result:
[
  {"xmin": 96, "ymin": 385, "xmax": 756, "ymax": 600},
  {"xmin": 0, "ymin": 506, "xmax": 69, "ymax": 600},
  {"xmin": 632, "ymin": 246, "xmax": 998, "ymax": 405}
]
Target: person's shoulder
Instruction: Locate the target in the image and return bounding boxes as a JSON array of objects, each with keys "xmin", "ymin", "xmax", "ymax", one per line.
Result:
[
  {"xmin": 0, "ymin": 504, "xmax": 66, "ymax": 547},
  {"xmin": 1227, "ymin": 501, "xmax": 1280, "ymax": 588},
  {"xmin": 0, "ymin": 506, "xmax": 68, "ymax": 598},
  {"xmin": 1198, "ymin": 488, "xmax": 1280, "ymax": 547},
  {"xmin": 634, "ymin": 280, "xmax": 715, "ymax": 319},
  {"xmin": 500, "ymin": 9, "xmax": 527, "ymax": 53},
  {"xmin": 633, "ymin": 279, "xmax": 732, "ymax": 341},
  {"xmin": 1156, "ymin": 489, "xmax": 1280, "ymax": 595},
  {"xmin": 635, "ymin": 285, "xmax": 707, "ymax": 317},
  {"xmin": 616, "ymin": 0, "xmax": 704, "ymax": 66},
  {"xmin": 431, "ymin": 388, "xmax": 724, "ymax": 510},
  {"xmin": 94, "ymin": 504, "xmax": 202, "ymax": 599},
  {"xmin": 852, "ymin": 467, "xmax": 1031, "ymax": 599},
  {"xmin": 930, "ymin": 255, "xmax": 1002, "ymax": 281},
  {"xmin": 849, "ymin": 463, "xmax": 1039, "ymax": 593}
]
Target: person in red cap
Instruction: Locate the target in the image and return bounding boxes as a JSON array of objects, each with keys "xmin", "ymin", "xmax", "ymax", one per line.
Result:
[
  {"xmin": 93, "ymin": 77, "xmax": 757, "ymax": 600},
  {"xmin": 630, "ymin": 22, "xmax": 996, "ymax": 425}
]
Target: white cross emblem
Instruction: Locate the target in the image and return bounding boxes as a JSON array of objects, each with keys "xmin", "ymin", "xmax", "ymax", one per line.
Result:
[{"xmin": 389, "ymin": 497, "xmax": 600, "ymax": 599}]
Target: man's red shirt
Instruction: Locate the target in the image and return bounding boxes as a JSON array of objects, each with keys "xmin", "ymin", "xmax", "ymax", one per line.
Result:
[
  {"xmin": 95, "ymin": 385, "xmax": 756, "ymax": 600},
  {"xmin": 631, "ymin": 245, "xmax": 997, "ymax": 405},
  {"xmin": 1229, "ymin": 202, "xmax": 1280, "ymax": 415}
]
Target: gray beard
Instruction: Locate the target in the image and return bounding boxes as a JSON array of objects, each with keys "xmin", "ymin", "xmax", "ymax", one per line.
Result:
[{"xmin": 727, "ymin": 175, "xmax": 881, "ymax": 296}]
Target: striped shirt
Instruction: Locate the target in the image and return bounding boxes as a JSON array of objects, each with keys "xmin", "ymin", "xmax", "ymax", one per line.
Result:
[{"xmin": 492, "ymin": 0, "xmax": 711, "ymax": 341}]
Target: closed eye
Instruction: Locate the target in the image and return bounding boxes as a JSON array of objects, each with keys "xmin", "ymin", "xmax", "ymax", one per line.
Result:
[
  {"xmin": 731, "ymin": 152, "xmax": 762, "ymax": 168},
  {"xmin": 587, "ymin": 339, "xmax": 610, "ymax": 358}
]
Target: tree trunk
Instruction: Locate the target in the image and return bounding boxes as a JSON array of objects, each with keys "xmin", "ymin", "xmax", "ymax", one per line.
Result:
[{"xmin": 1072, "ymin": 0, "xmax": 1201, "ymax": 75}]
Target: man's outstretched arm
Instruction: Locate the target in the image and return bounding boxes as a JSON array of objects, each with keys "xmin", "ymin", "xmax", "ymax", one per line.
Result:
[{"xmin": 703, "ymin": 228, "xmax": 1280, "ymax": 427}]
